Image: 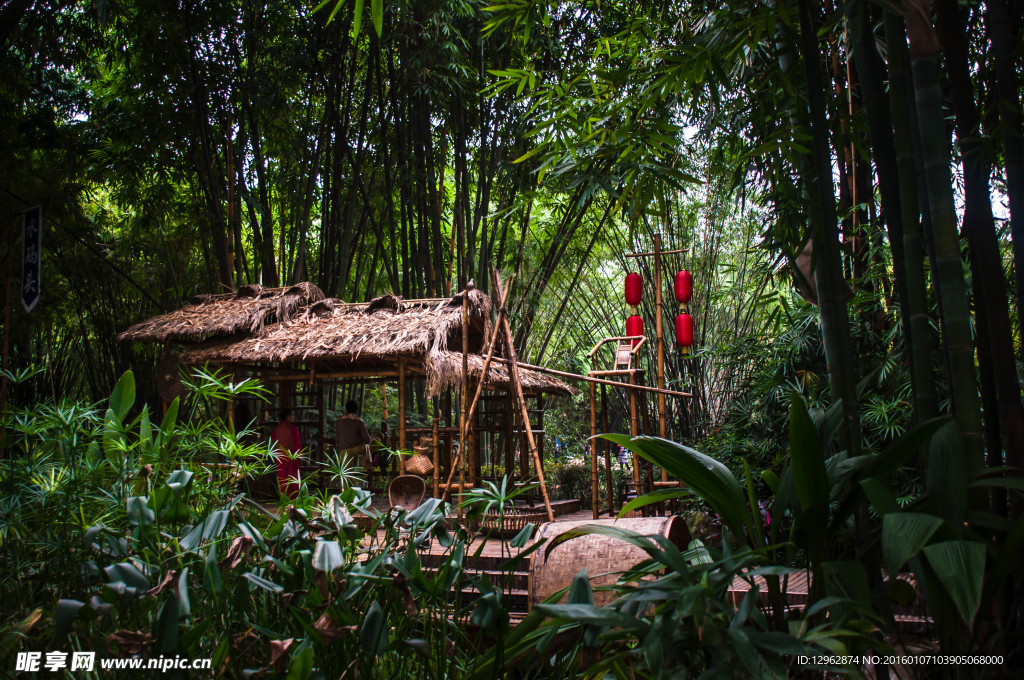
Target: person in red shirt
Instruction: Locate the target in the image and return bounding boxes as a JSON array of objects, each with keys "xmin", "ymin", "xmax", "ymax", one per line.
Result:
[{"xmin": 271, "ymin": 409, "xmax": 303, "ymax": 498}]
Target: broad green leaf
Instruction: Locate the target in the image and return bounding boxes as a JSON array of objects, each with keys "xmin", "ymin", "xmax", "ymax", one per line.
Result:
[
  {"xmin": 109, "ymin": 370, "xmax": 135, "ymax": 421},
  {"xmin": 534, "ymin": 604, "xmax": 650, "ymax": 632},
  {"xmin": 126, "ymin": 496, "xmax": 155, "ymax": 527},
  {"xmin": 286, "ymin": 641, "xmax": 314, "ymax": 680},
  {"xmin": 53, "ymin": 600, "xmax": 85, "ymax": 648},
  {"xmin": 787, "ymin": 395, "xmax": 828, "ymax": 558},
  {"xmin": 360, "ymin": 601, "xmax": 388, "ymax": 656},
  {"xmin": 618, "ymin": 486, "xmax": 691, "ymax": 517},
  {"xmin": 925, "ymin": 422, "xmax": 967, "ymax": 533},
  {"xmin": 603, "ymin": 434, "xmax": 753, "ymax": 544},
  {"xmin": 923, "ymin": 540, "xmax": 985, "ymax": 627},
  {"xmin": 312, "ymin": 540, "xmax": 345, "ymax": 572},
  {"xmin": 567, "ymin": 568, "xmax": 594, "ymax": 605},
  {"xmin": 173, "ymin": 568, "xmax": 189, "ymax": 617},
  {"xmin": 882, "ymin": 513, "xmax": 943, "ymax": 575},
  {"xmin": 156, "ymin": 599, "xmax": 179, "ymax": 654}
]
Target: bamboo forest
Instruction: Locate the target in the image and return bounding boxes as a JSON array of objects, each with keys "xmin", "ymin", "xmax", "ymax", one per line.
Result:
[{"xmin": 2, "ymin": 0, "xmax": 1022, "ymax": 677}]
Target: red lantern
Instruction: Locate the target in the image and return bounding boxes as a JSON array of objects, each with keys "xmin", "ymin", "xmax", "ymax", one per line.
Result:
[
  {"xmin": 674, "ymin": 270, "xmax": 693, "ymax": 304},
  {"xmin": 675, "ymin": 313, "xmax": 694, "ymax": 347},
  {"xmin": 625, "ymin": 272, "xmax": 643, "ymax": 307},
  {"xmin": 626, "ymin": 314, "xmax": 644, "ymax": 346}
]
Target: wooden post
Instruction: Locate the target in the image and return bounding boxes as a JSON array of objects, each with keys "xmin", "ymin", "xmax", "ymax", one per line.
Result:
[
  {"xmin": 654, "ymin": 234, "xmax": 668, "ymax": 448},
  {"xmin": 629, "ymin": 372, "xmax": 640, "ymax": 488},
  {"xmin": 492, "ymin": 270, "xmax": 554, "ymax": 523},
  {"xmin": 439, "ymin": 277, "xmax": 513, "ymax": 502},
  {"xmin": 432, "ymin": 397, "xmax": 440, "ymax": 497},
  {"xmin": 458, "ymin": 284, "xmax": 469, "ymax": 515},
  {"xmin": 504, "ymin": 388, "xmax": 514, "ymax": 481},
  {"xmin": 601, "ymin": 384, "xmax": 612, "ymax": 517},
  {"xmin": 590, "ymin": 381, "xmax": 598, "ymax": 520},
  {"xmin": 398, "ymin": 358, "xmax": 407, "ymax": 474}
]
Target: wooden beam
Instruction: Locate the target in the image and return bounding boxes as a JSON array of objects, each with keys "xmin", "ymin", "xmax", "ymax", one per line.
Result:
[
  {"xmin": 625, "ymin": 247, "xmax": 688, "ymax": 257},
  {"xmin": 485, "ymin": 357, "xmax": 693, "ymax": 398}
]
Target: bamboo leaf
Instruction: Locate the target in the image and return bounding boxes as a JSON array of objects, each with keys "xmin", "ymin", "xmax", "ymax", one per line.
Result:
[{"xmin": 371, "ymin": 0, "xmax": 383, "ymax": 37}]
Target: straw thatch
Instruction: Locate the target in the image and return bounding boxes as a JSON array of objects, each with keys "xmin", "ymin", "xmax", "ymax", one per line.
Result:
[
  {"xmin": 177, "ymin": 289, "xmax": 492, "ymax": 364},
  {"xmin": 424, "ymin": 351, "xmax": 578, "ymax": 396},
  {"xmin": 118, "ymin": 282, "xmax": 328, "ymax": 343}
]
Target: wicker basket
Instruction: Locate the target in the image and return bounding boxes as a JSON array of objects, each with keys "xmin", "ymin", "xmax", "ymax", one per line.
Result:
[
  {"xmin": 405, "ymin": 452, "xmax": 434, "ymax": 476},
  {"xmin": 528, "ymin": 516, "xmax": 691, "ymax": 609},
  {"xmin": 388, "ymin": 475, "xmax": 427, "ymax": 511}
]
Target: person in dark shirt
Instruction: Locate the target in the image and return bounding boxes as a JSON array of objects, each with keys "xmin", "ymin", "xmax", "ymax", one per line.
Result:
[{"xmin": 335, "ymin": 400, "xmax": 371, "ymax": 469}]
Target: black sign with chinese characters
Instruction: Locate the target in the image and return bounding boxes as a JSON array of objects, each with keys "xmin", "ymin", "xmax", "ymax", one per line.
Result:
[{"xmin": 21, "ymin": 205, "xmax": 41, "ymax": 313}]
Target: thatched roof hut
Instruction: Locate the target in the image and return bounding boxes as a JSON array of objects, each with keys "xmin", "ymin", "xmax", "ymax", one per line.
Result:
[
  {"xmin": 119, "ymin": 284, "xmax": 574, "ymax": 397},
  {"xmin": 118, "ymin": 282, "xmax": 327, "ymax": 343}
]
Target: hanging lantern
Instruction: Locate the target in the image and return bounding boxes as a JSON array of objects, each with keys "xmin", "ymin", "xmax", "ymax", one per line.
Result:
[
  {"xmin": 625, "ymin": 272, "xmax": 643, "ymax": 307},
  {"xmin": 674, "ymin": 270, "xmax": 693, "ymax": 304},
  {"xmin": 675, "ymin": 313, "xmax": 694, "ymax": 348},
  {"xmin": 626, "ymin": 314, "xmax": 644, "ymax": 346}
]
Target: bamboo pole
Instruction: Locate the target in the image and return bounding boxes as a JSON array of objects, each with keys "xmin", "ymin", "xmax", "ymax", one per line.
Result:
[
  {"xmin": 653, "ymin": 234, "xmax": 668, "ymax": 443},
  {"xmin": 458, "ymin": 287, "xmax": 469, "ymax": 515},
  {"xmin": 629, "ymin": 372, "xmax": 640, "ymax": 488},
  {"xmin": 440, "ymin": 277, "xmax": 513, "ymax": 502},
  {"xmin": 432, "ymin": 397, "xmax": 440, "ymax": 497},
  {"xmin": 398, "ymin": 358, "xmax": 407, "ymax": 474},
  {"xmin": 492, "ymin": 270, "xmax": 554, "ymax": 523},
  {"xmin": 590, "ymin": 381, "xmax": 598, "ymax": 519},
  {"xmin": 602, "ymin": 384, "xmax": 612, "ymax": 517}
]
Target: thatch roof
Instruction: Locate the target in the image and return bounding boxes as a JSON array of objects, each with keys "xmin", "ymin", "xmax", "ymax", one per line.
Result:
[
  {"xmin": 122, "ymin": 285, "xmax": 575, "ymax": 397},
  {"xmin": 425, "ymin": 351, "xmax": 578, "ymax": 396},
  {"xmin": 118, "ymin": 282, "xmax": 328, "ymax": 343},
  {"xmin": 176, "ymin": 289, "xmax": 492, "ymax": 364}
]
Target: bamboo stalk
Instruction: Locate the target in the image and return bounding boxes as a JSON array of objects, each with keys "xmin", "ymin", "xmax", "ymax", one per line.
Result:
[
  {"xmin": 398, "ymin": 358, "xmax": 407, "ymax": 474},
  {"xmin": 440, "ymin": 277, "xmax": 513, "ymax": 503},
  {"xmin": 590, "ymin": 381, "xmax": 598, "ymax": 520},
  {"xmin": 458, "ymin": 288, "xmax": 469, "ymax": 515},
  {"xmin": 629, "ymin": 372, "xmax": 640, "ymax": 488},
  {"xmin": 492, "ymin": 269, "xmax": 554, "ymax": 523},
  {"xmin": 432, "ymin": 397, "xmax": 440, "ymax": 497},
  {"xmin": 602, "ymin": 384, "xmax": 612, "ymax": 517},
  {"xmin": 905, "ymin": 0, "xmax": 985, "ymax": 470},
  {"xmin": 653, "ymin": 234, "xmax": 668, "ymax": 442}
]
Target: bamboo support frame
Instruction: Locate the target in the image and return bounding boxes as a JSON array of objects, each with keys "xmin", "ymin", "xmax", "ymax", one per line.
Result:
[
  {"xmin": 398, "ymin": 358, "xmax": 407, "ymax": 474},
  {"xmin": 590, "ymin": 381, "xmax": 598, "ymax": 520},
  {"xmin": 489, "ymin": 357, "xmax": 692, "ymax": 398},
  {"xmin": 492, "ymin": 270, "xmax": 555, "ymax": 523},
  {"xmin": 602, "ymin": 384, "xmax": 612, "ymax": 517},
  {"xmin": 432, "ymin": 397, "xmax": 440, "ymax": 497},
  {"xmin": 629, "ymin": 372, "xmax": 640, "ymax": 487},
  {"xmin": 440, "ymin": 277, "xmax": 514, "ymax": 503}
]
